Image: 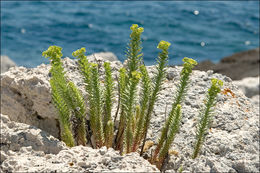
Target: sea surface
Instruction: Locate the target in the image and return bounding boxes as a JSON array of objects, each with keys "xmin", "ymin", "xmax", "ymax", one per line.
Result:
[{"xmin": 1, "ymin": 1, "xmax": 259, "ymax": 67}]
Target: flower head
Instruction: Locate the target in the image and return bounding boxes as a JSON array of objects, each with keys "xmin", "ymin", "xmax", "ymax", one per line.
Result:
[
  {"xmin": 209, "ymin": 78, "xmax": 223, "ymax": 95},
  {"xmin": 131, "ymin": 71, "xmax": 142, "ymax": 80},
  {"xmin": 42, "ymin": 46, "xmax": 63, "ymax": 59},
  {"xmin": 130, "ymin": 24, "xmax": 139, "ymax": 31},
  {"xmin": 91, "ymin": 63, "xmax": 98, "ymax": 68},
  {"xmin": 137, "ymin": 27, "xmax": 144, "ymax": 33},
  {"xmin": 130, "ymin": 24, "xmax": 144, "ymax": 34},
  {"xmin": 72, "ymin": 47, "xmax": 86, "ymax": 58},
  {"xmin": 183, "ymin": 57, "xmax": 197, "ymax": 66},
  {"xmin": 181, "ymin": 57, "xmax": 198, "ymax": 75},
  {"xmin": 157, "ymin": 41, "xmax": 171, "ymax": 50}
]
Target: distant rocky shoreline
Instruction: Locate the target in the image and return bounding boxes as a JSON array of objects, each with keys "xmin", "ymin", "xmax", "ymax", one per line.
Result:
[
  {"xmin": 2, "ymin": 47, "xmax": 259, "ymax": 80},
  {"xmin": 193, "ymin": 47, "xmax": 259, "ymax": 80}
]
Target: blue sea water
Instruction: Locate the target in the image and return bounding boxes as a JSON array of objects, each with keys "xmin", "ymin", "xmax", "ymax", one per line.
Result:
[{"xmin": 1, "ymin": 1, "xmax": 259, "ymax": 67}]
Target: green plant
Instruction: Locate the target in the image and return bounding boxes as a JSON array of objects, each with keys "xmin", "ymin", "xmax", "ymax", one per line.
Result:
[
  {"xmin": 140, "ymin": 40, "xmax": 171, "ymax": 155},
  {"xmin": 123, "ymin": 71, "xmax": 142, "ymax": 153},
  {"xmin": 152, "ymin": 57, "xmax": 198, "ymax": 163},
  {"xmin": 43, "ymin": 46, "xmax": 87, "ymax": 147},
  {"xmin": 192, "ymin": 78, "xmax": 223, "ymax": 159},
  {"xmin": 126, "ymin": 24, "xmax": 144, "ymax": 76},
  {"xmin": 132, "ymin": 65, "xmax": 151, "ymax": 152},
  {"xmin": 90, "ymin": 63, "xmax": 105, "ymax": 148},
  {"xmin": 114, "ymin": 67, "xmax": 127, "ymax": 150},
  {"xmin": 115, "ymin": 24, "xmax": 144, "ymax": 152},
  {"xmin": 72, "ymin": 48, "xmax": 100, "ymax": 148},
  {"xmin": 158, "ymin": 104, "xmax": 182, "ymax": 168},
  {"xmin": 43, "ymin": 23, "xmax": 223, "ymax": 172},
  {"xmin": 103, "ymin": 62, "xmax": 115, "ymax": 148}
]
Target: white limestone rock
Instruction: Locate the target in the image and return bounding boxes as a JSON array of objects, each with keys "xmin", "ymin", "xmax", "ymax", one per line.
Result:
[
  {"xmin": 0, "ymin": 58, "xmax": 259, "ymax": 172},
  {"xmin": 1, "ymin": 55, "xmax": 16, "ymax": 73},
  {"xmin": 0, "ymin": 114, "xmax": 66, "ymax": 162},
  {"xmin": 144, "ymin": 67, "xmax": 259, "ymax": 172},
  {"xmin": 0, "ymin": 57, "xmax": 122, "ymax": 138},
  {"xmin": 0, "ymin": 115, "xmax": 158, "ymax": 172},
  {"xmin": 87, "ymin": 52, "xmax": 119, "ymax": 62},
  {"xmin": 233, "ymin": 76, "xmax": 259, "ymax": 98}
]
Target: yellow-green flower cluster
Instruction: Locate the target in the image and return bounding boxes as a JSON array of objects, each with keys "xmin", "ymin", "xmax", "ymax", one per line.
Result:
[
  {"xmin": 157, "ymin": 40, "xmax": 171, "ymax": 50},
  {"xmin": 131, "ymin": 71, "xmax": 142, "ymax": 80},
  {"xmin": 42, "ymin": 45, "xmax": 63, "ymax": 60},
  {"xmin": 72, "ymin": 47, "xmax": 86, "ymax": 57},
  {"xmin": 182, "ymin": 57, "xmax": 198, "ymax": 75},
  {"xmin": 91, "ymin": 63, "xmax": 98, "ymax": 68},
  {"xmin": 209, "ymin": 78, "xmax": 223, "ymax": 95},
  {"xmin": 130, "ymin": 24, "xmax": 144, "ymax": 34}
]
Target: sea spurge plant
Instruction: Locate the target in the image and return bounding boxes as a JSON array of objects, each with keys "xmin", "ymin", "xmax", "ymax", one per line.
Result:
[
  {"xmin": 182, "ymin": 57, "xmax": 198, "ymax": 75},
  {"xmin": 73, "ymin": 48, "xmax": 101, "ymax": 147},
  {"xmin": 49, "ymin": 79, "xmax": 75, "ymax": 147},
  {"xmin": 103, "ymin": 62, "xmax": 114, "ymax": 147},
  {"xmin": 115, "ymin": 67, "xmax": 128, "ymax": 150},
  {"xmin": 158, "ymin": 105, "xmax": 182, "ymax": 168},
  {"xmin": 157, "ymin": 40, "xmax": 171, "ymax": 50},
  {"xmin": 132, "ymin": 65, "xmax": 151, "ymax": 152},
  {"xmin": 106, "ymin": 120, "xmax": 114, "ymax": 148},
  {"xmin": 115, "ymin": 24, "xmax": 144, "ymax": 151},
  {"xmin": 90, "ymin": 63, "xmax": 105, "ymax": 147},
  {"xmin": 140, "ymin": 40, "xmax": 170, "ymax": 155},
  {"xmin": 192, "ymin": 78, "xmax": 223, "ymax": 159},
  {"xmin": 133, "ymin": 105, "xmax": 141, "ymax": 130},
  {"xmin": 118, "ymin": 67, "xmax": 127, "ymax": 95},
  {"xmin": 43, "ymin": 45, "xmax": 88, "ymax": 147},
  {"xmin": 127, "ymin": 24, "xmax": 144, "ymax": 77},
  {"xmin": 152, "ymin": 57, "xmax": 197, "ymax": 162},
  {"xmin": 72, "ymin": 47, "xmax": 92, "ymax": 93},
  {"xmin": 72, "ymin": 47, "xmax": 86, "ymax": 57},
  {"xmin": 43, "ymin": 24, "xmax": 223, "ymax": 172},
  {"xmin": 123, "ymin": 71, "xmax": 142, "ymax": 153},
  {"xmin": 67, "ymin": 81, "xmax": 87, "ymax": 146},
  {"xmin": 43, "ymin": 45, "xmax": 63, "ymax": 62}
]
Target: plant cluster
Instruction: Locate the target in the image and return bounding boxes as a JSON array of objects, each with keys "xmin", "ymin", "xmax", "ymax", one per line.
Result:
[{"xmin": 43, "ymin": 24, "xmax": 223, "ymax": 170}]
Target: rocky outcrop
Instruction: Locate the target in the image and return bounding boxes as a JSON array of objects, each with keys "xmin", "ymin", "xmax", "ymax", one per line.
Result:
[
  {"xmin": 232, "ymin": 76, "xmax": 259, "ymax": 108},
  {"xmin": 87, "ymin": 52, "xmax": 119, "ymax": 62},
  {"xmin": 251, "ymin": 95, "xmax": 259, "ymax": 106},
  {"xmin": 0, "ymin": 114, "xmax": 158, "ymax": 172},
  {"xmin": 194, "ymin": 48, "xmax": 260, "ymax": 80},
  {"xmin": 233, "ymin": 76, "xmax": 259, "ymax": 98},
  {"xmin": 0, "ymin": 58, "xmax": 259, "ymax": 172},
  {"xmin": 0, "ymin": 58, "xmax": 122, "ymax": 138},
  {"xmin": 1, "ymin": 56, "xmax": 16, "ymax": 73},
  {"xmin": 0, "ymin": 114, "xmax": 66, "ymax": 156}
]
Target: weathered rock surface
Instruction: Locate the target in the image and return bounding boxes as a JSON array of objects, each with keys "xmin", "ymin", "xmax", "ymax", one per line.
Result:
[
  {"xmin": 0, "ymin": 114, "xmax": 158, "ymax": 172},
  {"xmin": 146, "ymin": 68, "xmax": 259, "ymax": 172},
  {"xmin": 251, "ymin": 95, "xmax": 259, "ymax": 107},
  {"xmin": 232, "ymin": 76, "xmax": 259, "ymax": 108},
  {"xmin": 194, "ymin": 47, "xmax": 260, "ymax": 80},
  {"xmin": 233, "ymin": 76, "xmax": 259, "ymax": 98},
  {"xmin": 1, "ymin": 55, "xmax": 16, "ymax": 73},
  {"xmin": 1, "ymin": 58, "xmax": 259, "ymax": 172},
  {"xmin": 0, "ymin": 114, "xmax": 66, "ymax": 156},
  {"xmin": 0, "ymin": 58, "xmax": 122, "ymax": 138},
  {"xmin": 87, "ymin": 52, "xmax": 119, "ymax": 62}
]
